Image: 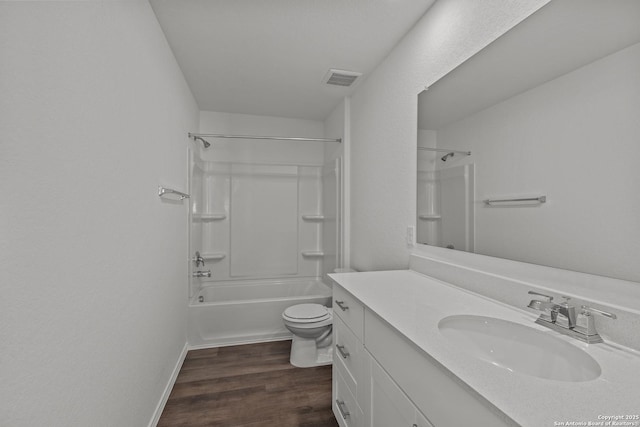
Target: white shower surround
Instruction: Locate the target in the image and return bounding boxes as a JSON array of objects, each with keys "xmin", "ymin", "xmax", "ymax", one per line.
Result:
[{"xmin": 188, "ymin": 111, "xmax": 343, "ymax": 348}]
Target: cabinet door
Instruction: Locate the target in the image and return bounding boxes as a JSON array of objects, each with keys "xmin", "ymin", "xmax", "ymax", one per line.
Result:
[
  {"xmin": 415, "ymin": 410, "xmax": 435, "ymax": 427},
  {"xmin": 370, "ymin": 360, "xmax": 418, "ymax": 427}
]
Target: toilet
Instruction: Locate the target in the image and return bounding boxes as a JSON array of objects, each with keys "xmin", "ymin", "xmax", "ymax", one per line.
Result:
[
  {"xmin": 282, "ymin": 268, "xmax": 357, "ymax": 368},
  {"xmin": 282, "ymin": 303, "xmax": 333, "ymax": 368}
]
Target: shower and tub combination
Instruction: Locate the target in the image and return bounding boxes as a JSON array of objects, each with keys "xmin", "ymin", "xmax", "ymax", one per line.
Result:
[
  {"xmin": 189, "ymin": 278, "xmax": 332, "ymax": 348},
  {"xmin": 186, "ymin": 118, "xmax": 344, "ymax": 366}
]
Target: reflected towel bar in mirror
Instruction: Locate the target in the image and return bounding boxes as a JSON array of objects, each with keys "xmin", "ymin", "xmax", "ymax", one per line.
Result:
[{"xmin": 483, "ymin": 196, "xmax": 546, "ymax": 206}]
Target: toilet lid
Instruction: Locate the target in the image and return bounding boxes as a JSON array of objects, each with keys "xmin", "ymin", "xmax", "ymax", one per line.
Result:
[{"xmin": 283, "ymin": 304, "xmax": 330, "ymax": 322}]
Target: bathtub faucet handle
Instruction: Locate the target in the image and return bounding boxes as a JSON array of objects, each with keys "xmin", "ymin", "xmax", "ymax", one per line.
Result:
[{"xmin": 193, "ymin": 251, "xmax": 205, "ymax": 267}]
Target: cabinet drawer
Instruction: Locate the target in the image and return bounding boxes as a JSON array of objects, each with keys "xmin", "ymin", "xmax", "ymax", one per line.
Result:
[
  {"xmin": 333, "ymin": 351, "xmax": 356, "ymax": 410},
  {"xmin": 334, "ymin": 315, "xmax": 364, "ymax": 388},
  {"xmin": 333, "ymin": 285, "xmax": 364, "ymax": 340},
  {"xmin": 334, "ymin": 367, "xmax": 363, "ymax": 427}
]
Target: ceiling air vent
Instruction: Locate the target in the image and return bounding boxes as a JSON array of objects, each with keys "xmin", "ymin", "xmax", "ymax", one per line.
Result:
[{"xmin": 323, "ymin": 69, "xmax": 362, "ymax": 87}]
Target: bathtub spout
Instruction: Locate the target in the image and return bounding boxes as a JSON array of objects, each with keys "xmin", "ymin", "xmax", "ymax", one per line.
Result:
[{"xmin": 193, "ymin": 270, "xmax": 211, "ymax": 278}]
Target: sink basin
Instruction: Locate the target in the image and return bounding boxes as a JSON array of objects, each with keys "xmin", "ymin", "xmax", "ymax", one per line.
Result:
[{"xmin": 438, "ymin": 315, "xmax": 601, "ymax": 382}]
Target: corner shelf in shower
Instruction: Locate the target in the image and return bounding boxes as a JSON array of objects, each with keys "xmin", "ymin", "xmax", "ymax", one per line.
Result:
[
  {"xmin": 301, "ymin": 214, "xmax": 325, "ymax": 221},
  {"xmin": 418, "ymin": 214, "xmax": 442, "ymax": 220},
  {"xmin": 200, "ymin": 252, "xmax": 226, "ymax": 261},
  {"xmin": 193, "ymin": 213, "xmax": 227, "ymax": 221},
  {"xmin": 301, "ymin": 251, "xmax": 325, "ymax": 258}
]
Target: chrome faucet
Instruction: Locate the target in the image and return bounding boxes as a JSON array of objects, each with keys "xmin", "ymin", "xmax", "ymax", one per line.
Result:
[
  {"xmin": 527, "ymin": 290, "xmax": 616, "ymax": 344},
  {"xmin": 552, "ymin": 296, "xmax": 577, "ymax": 329}
]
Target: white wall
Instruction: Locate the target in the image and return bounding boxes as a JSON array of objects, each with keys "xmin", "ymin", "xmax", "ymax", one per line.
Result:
[
  {"xmin": 0, "ymin": 2, "xmax": 198, "ymax": 426},
  {"xmin": 435, "ymin": 41, "xmax": 640, "ymax": 282},
  {"xmin": 348, "ymin": 0, "xmax": 550, "ymax": 271}
]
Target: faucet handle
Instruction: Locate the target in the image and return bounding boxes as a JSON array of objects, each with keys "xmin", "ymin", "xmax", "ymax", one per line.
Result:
[
  {"xmin": 193, "ymin": 251, "xmax": 205, "ymax": 267},
  {"xmin": 581, "ymin": 305, "xmax": 617, "ymax": 319},
  {"xmin": 575, "ymin": 305, "xmax": 616, "ymax": 340},
  {"xmin": 527, "ymin": 291, "xmax": 555, "ymax": 323},
  {"xmin": 528, "ymin": 290, "xmax": 553, "ymax": 302}
]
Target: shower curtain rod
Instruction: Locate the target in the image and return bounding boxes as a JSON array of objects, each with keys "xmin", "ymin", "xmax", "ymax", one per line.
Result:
[
  {"xmin": 417, "ymin": 147, "xmax": 471, "ymax": 155},
  {"xmin": 188, "ymin": 133, "xmax": 341, "ymax": 143}
]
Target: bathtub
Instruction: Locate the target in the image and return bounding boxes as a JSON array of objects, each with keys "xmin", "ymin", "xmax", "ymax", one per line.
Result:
[{"xmin": 187, "ymin": 278, "xmax": 332, "ymax": 348}]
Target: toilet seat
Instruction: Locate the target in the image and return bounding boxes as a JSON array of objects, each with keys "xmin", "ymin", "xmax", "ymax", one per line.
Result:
[{"xmin": 283, "ymin": 303, "xmax": 331, "ymax": 324}]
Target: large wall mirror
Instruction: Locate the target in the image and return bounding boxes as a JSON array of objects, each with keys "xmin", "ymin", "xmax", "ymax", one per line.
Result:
[{"xmin": 416, "ymin": 0, "xmax": 640, "ymax": 283}]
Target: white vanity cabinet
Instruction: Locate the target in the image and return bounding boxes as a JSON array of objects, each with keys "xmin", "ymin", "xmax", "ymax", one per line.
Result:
[
  {"xmin": 333, "ymin": 285, "xmax": 366, "ymax": 427},
  {"xmin": 332, "ymin": 282, "xmax": 511, "ymax": 427}
]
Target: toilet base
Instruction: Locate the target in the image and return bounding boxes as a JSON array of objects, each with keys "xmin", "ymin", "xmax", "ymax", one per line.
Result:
[{"xmin": 289, "ymin": 335, "xmax": 333, "ymax": 368}]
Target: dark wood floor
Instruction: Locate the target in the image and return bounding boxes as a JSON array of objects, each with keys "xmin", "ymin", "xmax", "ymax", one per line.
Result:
[{"xmin": 158, "ymin": 340, "xmax": 339, "ymax": 427}]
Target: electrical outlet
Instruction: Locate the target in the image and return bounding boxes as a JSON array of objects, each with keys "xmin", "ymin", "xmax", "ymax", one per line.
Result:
[{"xmin": 407, "ymin": 225, "xmax": 415, "ymax": 246}]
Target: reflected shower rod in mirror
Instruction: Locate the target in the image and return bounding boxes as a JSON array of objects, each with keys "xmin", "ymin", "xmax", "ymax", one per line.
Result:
[
  {"xmin": 418, "ymin": 147, "xmax": 471, "ymax": 161},
  {"xmin": 188, "ymin": 132, "xmax": 342, "ymax": 147},
  {"xmin": 417, "ymin": 147, "xmax": 471, "ymax": 155}
]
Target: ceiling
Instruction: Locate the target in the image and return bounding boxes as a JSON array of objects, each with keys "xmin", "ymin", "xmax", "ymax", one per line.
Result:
[
  {"xmin": 150, "ymin": 0, "xmax": 436, "ymax": 121},
  {"xmin": 418, "ymin": 0, "xmax": 640, "ymax": 130}
]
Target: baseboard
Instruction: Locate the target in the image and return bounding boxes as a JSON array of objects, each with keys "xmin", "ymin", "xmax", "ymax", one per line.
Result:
[
  {"xmin": 188, "ymin": 335, "xmax": 292, "ymax": 351},
  {"xmin": 148, "ymin": 342, "xmax": 188, "ymax": 427}
]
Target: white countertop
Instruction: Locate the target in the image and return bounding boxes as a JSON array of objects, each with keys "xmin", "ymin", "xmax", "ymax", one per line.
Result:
[{"xmin": 330, "ymin": 270, "xmax": 640, "ymax": 427}]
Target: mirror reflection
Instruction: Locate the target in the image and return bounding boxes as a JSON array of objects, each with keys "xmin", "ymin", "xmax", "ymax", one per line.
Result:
[{"xmin": 416, "ymin": 0, "xmax": 640, "ymax": 282}]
